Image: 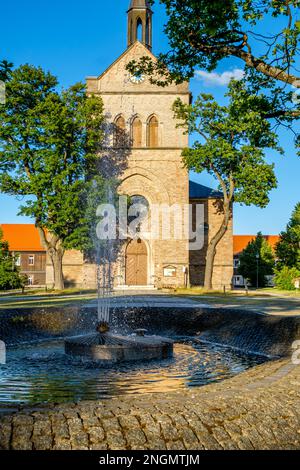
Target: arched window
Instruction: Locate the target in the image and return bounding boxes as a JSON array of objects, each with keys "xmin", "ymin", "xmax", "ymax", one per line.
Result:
[
  {"xmin": 132, "ymin": 117, "xmax": 142, "ymax": 147},
  {"xmin": 128, "ymin": 195, "xmax": 150, "ymax": 234},
  {"xmin": 136, "ymin": 18, "xmax": 143, "ymax": 42},
  {"xmin": 114, "ymin": 115, "xmax": 126, "ymax": 147},
  {"xmin": 147, "ymin": 115, "xmax": 159, "ymax": 147}
]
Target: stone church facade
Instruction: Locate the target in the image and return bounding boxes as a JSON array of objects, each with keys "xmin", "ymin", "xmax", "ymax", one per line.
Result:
[{"xmin": 46, "ymin": 0, "xmax": 233, "ymax": 290}]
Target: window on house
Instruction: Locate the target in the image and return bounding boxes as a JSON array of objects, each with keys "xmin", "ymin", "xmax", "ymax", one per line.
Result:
[
  {"xmin": 28, "ymin": 255, "xmax": 35, "ymax": 266},
  {"xmin": 114, "ymin": 115, "xmax": 126, "ymax": 147},
  {"xmin": 233, "ymin": 258, "xmax": 240, "ymax": 268},
  {"xmin": 27, "ymin": 275, "xmax": 34, "ymax": 286},
  {"xmin": 147, "ymin": 115, "xmax": 159, "ymax": 147},
  {"xmin": 15, "ymin": 255, "xmax": 21, "ymax": 266},
  {"xmin": 132, "ymin": 117, "xmax": 142, "ymax": 147},
  {"xmin": 234, "ymin": 275, "xmax": 245, "ymax": 286}
]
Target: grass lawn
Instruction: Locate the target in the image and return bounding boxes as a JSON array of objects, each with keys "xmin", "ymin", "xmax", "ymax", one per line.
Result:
[
  {"xmin": 175, "ymin": 286, "xmax": 300, "ymax": 298},
  {"xmin": 173, "ymin": 287, "xmax": 300, "ymax": 314},
  {"xmin": 257, "ymin": 288, "xmax": 300, "ymax": 297},
  {"xmin": 0, "ymin": 288, "xmax": 97, "ymax": 310},
  {"xmin": 0, "ymin": 287, "xmax": 97, "ymax": 297},
  {"xmin": 0, "ymin": 297, "xmax": 95, "ymax": 310},
  {"xmin": 174, "ymin": 287, "xmax": 268, "ymax": 297},
  {"xmin": 0, "ymin": 286, "xmax": 299, "ymax": 313}
]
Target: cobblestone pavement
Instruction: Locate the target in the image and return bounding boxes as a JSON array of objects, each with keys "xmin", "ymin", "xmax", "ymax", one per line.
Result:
[{"xmin": 1, "ymin": 359, "xmax": 300, "ymax": 450}]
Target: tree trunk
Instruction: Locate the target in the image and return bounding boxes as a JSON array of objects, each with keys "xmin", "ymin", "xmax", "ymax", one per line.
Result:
[
  {"xmin": 204, "ymin": 200, "xmax": 232, "ymax": 290},
  {"xmin": 49, "ymin": 247, "xmax": 65, "ymax": 291},
  {"xmin": 36, "ymin": 227, "xmax": 65, "ymax": 291}
]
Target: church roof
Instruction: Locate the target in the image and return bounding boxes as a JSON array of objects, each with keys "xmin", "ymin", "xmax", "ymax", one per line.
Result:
[
  {"xmin": 189, "ymin": 180, "xmax": 223, "ymax": 199},
  {"xmin": 128, "ymin": 0, "xmax": 151, "ymax": 9}
]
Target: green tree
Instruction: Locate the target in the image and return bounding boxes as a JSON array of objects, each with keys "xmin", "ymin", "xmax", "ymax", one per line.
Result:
[
  {"xmin": 0, "ymin": 60, "xmax": 13, "ymax": 81},
  {"xmin": 173, "ymin": 81, "xmax": 279, "ymax": 289},
  {"xmin": 0, "ymin": 64, "xmax": 105, "ymax": 290},
  {"xmin": 276, "ymin": 202, "xmax": 300, "ymax": 269},
  {"xmin": 0, "ymin": 229, "xmax": 25, "ymax": 291},
  {"xmin": 238, "ymin": 233, "xmax": 275, "ymax": 288},
  {"xmin": 128, "ymin": 1, "xmax": 300, "ymax": 152}
]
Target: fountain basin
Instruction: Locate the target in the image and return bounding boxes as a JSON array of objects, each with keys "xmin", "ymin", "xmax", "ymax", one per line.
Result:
[{"xmin": 65, "ymin": 332, "xmax": 174, "ymax": 364}]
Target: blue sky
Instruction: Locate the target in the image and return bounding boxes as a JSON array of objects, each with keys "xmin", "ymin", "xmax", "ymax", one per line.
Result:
[{"xmin": 1, "ymin": 0, "xmax": 300, "ymax": 234}]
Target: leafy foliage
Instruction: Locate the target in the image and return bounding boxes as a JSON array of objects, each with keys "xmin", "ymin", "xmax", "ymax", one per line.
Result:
[
  {"xmin": 276, "ymin": 202, "xmax": 300, "ymax": 269},
  {"xmin": 0, "ymin": 229, "xmax": 25, "ymax": 291},
  {"xmin": 136, "ymin": 0, "xmax": 300, "ymax": 84},
  {"xmin": 274, "ymin": 265, "xmax": 300, "ymax": 290},
  {"xmin": 238, "ymin": 232, "xmax": 276, "ymax": 287},
  {"xmin": 0, "ymin": 64, "xmax": 105, "ymax": 251},
  {"xmin": 0, "ymin": 63, "xmax": 106, "ymax": 288},
  {"xmin": 174, "ymin": 80, "xmax": 279, "ymax": 207},
  {"xmin": 0, "ymin": 60, "xmax": 13, "ymax": 82},
  {"xmin": 127, "ymin": 0, "xmax": 300, "ymax": 153},
  {"xmin": 173, "ymin": 80, "xmax": 278, "ymax": 288}
]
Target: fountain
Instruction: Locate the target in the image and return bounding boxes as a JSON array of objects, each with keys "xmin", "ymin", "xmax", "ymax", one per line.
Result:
[
  {"xmin": 65, "ymin": 185, "xmax": 174, "ymax": 365},
  {"xmin": 64, "ymin": 330, "xmax": 174, "ymax": 364}
]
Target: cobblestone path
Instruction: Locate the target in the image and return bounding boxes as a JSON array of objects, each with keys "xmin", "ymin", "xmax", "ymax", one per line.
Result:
[{"xmin": 1, "ymin": 359, "xmax": 300, "ymax": 450}]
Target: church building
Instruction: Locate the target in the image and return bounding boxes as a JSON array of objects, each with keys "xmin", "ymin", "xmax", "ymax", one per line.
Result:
[{"xmin": 47, "ymin": 0, "xmax": 233, "ymax": 290}]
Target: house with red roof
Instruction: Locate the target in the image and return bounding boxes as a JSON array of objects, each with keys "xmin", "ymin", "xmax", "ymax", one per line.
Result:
[
  {"xmin": 233, "ymin": 235, "xmax": 280, "ymax": 287},
  {"xmin": 0, "ymin": 224, "xmax": 46, "ymax": 286}
]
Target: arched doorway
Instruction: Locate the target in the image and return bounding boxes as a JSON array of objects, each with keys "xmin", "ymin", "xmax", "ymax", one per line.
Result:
[{"xmin": 126, "ymin": 239, "xmax": 148, "ymax": 286}]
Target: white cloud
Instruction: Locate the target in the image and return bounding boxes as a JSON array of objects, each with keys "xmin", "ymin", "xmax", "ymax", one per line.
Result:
[{"xmin": 194, "ymin": 68, "xmax": 245, "ymax": 86}]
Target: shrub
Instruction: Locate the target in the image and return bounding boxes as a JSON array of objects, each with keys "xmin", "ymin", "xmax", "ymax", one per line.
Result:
[{"xmin": 274, "ymin": 266, "xmax": 300, "ymax": 290}]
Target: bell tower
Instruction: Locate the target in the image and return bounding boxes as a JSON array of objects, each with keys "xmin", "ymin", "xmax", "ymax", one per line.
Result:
[{"xmin": 127, "ymin": 0, "xmax": 153, "ymax": 50}]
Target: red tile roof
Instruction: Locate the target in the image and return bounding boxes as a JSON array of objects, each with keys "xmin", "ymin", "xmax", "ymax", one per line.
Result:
[
  {"xmin": 0, "ymin": 224, "xmax": 45, "ymax": 252},
  {"xmin": 233, "ymin": 235, "xmax": 280, "ymax": 256}
]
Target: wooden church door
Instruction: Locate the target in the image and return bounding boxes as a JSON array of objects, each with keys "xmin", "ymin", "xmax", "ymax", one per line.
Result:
[{"xmin": 126, "ymin": 239, "xmax": 148, "ymax": 286}]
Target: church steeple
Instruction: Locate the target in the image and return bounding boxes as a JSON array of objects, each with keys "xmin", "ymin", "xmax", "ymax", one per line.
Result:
[{"xmin": 127, "ymin": 0, "xmax": 153, "ymax": 50}]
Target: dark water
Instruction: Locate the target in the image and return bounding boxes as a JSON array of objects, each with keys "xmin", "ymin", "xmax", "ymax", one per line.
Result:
[{"xmin": 0, "ymin": 338, "xmax": 267, "ymax": 406}]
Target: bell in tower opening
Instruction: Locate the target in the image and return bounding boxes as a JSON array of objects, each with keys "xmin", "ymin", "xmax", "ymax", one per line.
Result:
[{"xmin": 127, "ymin": 0, "xmax": 153, "ymax": 50}]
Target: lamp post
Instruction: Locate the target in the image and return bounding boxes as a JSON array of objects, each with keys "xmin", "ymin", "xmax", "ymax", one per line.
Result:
[{"xmin": 256, "ymin": 253, "xmax": 260, "ymax": 289}]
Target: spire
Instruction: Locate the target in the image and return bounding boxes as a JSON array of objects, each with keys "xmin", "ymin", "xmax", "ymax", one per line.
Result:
[
  {"xmin": 127, "ymin": 0, "xmax": 153, "ymax": 50},
  {"xmin": 128, "ymin": 0, "xmax": 151, "ymax": 8}
]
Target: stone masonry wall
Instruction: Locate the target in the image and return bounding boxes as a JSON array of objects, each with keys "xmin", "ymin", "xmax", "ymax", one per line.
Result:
[{"xmin": 190, "ymin": 198, "xmax": 233, "ymax": 290}]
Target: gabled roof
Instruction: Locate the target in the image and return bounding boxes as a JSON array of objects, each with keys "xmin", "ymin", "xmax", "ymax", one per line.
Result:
[
  {"xmin": 93, "ymin": 41, "xmax": 156, "ymax": 82},
  {"xmin": 189, "ymin": 180, "xmax": 223, "ymax": 199},
  {"xmin": 0, "ymin": 224, "xmax": 45, "ymax": 252},
  {"xmin": 233, "ymin": 235, "xmax": 280, "ymax": 256}
]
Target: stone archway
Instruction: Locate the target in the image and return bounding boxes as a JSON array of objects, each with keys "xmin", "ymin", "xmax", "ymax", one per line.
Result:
[{"xmin": 126, "ymin": 239, "xmax": 148, "ymax": 286}]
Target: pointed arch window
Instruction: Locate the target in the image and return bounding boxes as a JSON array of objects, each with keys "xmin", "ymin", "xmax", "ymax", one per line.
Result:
[
  {"xmin": 114, "ymin": 115, "xmax": 126, "ymax": 147},
  {"xmin": 147, "ymin": 115, "xmax": 159, "ymax": 148},
  {"xmin": 132, "ymin": 117, "xmax": 142, "ymax": 147},
  {"xmin": 136, "ymin": 17, "xmax": 143, "ymax": 42}
]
